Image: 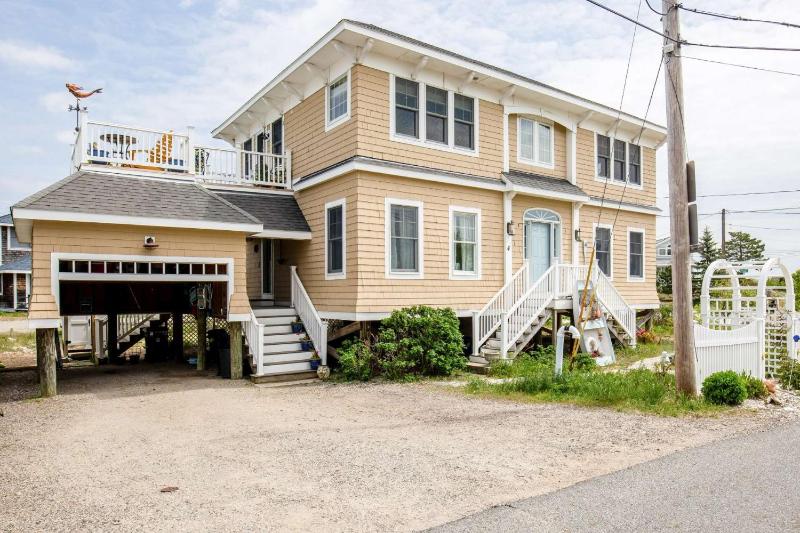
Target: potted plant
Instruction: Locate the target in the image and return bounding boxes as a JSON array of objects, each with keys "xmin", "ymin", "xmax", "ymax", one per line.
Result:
[
  {"xmin": 291, "ymin": 320, "xmax": 304, "ymax": 334},
  {"xmin": 309, "ymin": 351, "xmax": 321, "ymax": 371},
  {"xmin": 300, "ymin": 335, "xmax": 314, "ymax": 351}
]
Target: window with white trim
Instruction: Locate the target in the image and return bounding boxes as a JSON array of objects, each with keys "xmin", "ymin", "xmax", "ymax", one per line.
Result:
[
  {"xmin": 454, "ymin": 94, "xmax": 474, "ymax": 149},
  {"xmin": 628, "ymin": 230, "xmax": 644, "ymax": 280},
  {"xmin": 450, "ymin": 208, "xmax": 480, "ymax": 277},
  {"xmin": 387, "ymin": 200, "xmax": 422, "ymax": 277},
  {"xmin": 326, "ymin": 73, "xmax": 349, "ymax": 128},
  {"xmin": 8, "ymin": 227, "xmax": 30, "ymax": 251},
  {"xmin": 595, "ymin": 226, "xmax": 612, "ymax": 277},
  {"xmin": 613, "ymin": 139, "xmax": 626, "ymax": 181},
  {"xmin": 395, "ymin": 77, "xmax": 419, "ymax": 138},
  {"xmin": 597, "ymin": 133, "xmax": 642, "ymax": 186},
  {"xmin": 596, "ymin": 134, "xmax": 611, "ymax": 178},
  {"xmin": 426, "ymin": 86, "xmax": 448, "ymax": 144},
  {"xmin": 518, "ymin": 117, "xmax": 553, "ymax": 167},
  {"xmin": 628, "ymin": 144, "xmax": 641, "ymax": 185},
  {"xmin": 325, "ymin": 199, "xmax": 345, "ymax": 279}
]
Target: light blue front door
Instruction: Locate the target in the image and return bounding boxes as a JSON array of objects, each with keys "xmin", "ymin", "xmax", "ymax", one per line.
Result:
[{"xmin": 527, "ymin": 222, "xmax": 551, "ymax": 282}]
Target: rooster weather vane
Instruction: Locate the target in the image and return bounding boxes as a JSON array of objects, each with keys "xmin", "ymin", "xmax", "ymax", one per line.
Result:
[{"xmin": 66, "ymin": 83, "xmax": 103, "ymax": 131}]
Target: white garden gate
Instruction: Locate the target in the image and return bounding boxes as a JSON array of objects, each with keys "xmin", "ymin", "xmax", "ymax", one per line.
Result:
[{"xmin": 693, "ymin": 321, "xmax": 763, "ymax": 391}]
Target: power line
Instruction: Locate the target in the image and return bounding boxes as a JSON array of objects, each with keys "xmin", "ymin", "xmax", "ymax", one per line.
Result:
[
  {"xmin": 681, "ymin": 55, "xmax": 800, "ymax": 78},
  {"xmin": 730, "ymin": 224, "xmax": 800, "ymax": 231},
  {"xmin": 660, "ymin": 187, "xmax": 800, "ymax": 199},
  {"xmin": 644, "ymin": 0, "xmax": 667, "ymax": 17},
  {"xmin": 679, "ymin": 4, "xmax": 800, "ymax": 30},
  {"xmin": 582, "ymin": 0, "xmax": 800, "ymax": 52}
]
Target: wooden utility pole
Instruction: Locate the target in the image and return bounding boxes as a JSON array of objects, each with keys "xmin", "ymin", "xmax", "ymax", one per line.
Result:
[
  {"xmin": 663, "ymin": 0, "xmax": 697, "ymax": 394},
  {"xmin": 721, "ymin": 208, "xmax": 727, "ymax": 254}
]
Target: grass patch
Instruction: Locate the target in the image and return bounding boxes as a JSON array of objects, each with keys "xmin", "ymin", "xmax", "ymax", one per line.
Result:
[
  {"xmin": 0, "ymin": 311, "xmax": 27, "ymax": 319},
  {"xmin": 613, "ymin": 338, "xmax": 674, "ymax": 369},
  {"xmin": 0, "ymin": 332, "xmax": 36, "ymax": 352},
  {"xmin": 468, "ymin": 356, "xmax": 727, "ymax": 417}
]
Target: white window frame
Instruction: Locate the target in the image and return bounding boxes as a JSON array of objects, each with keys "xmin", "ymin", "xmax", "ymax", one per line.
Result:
[
  {"xmin": 627, "ymin": 227, "xmax": 645, "ymax": 282},
  {"xmin": 449, "ymin": 206, "xmax": 481, "ymax": 280},
  {"xmin": 594, "ymin": 132, "xmax": 644, "ymax": 190},
  {"xmin": 389, "ymin": 74, "xmax": 479, "ymax": 157},
  {"xmin": 7, "ymin": 227, "xmax": 31, "ymax": 251},
  {"xmin": 385, "ymin": 197, "xmax": 424, "ymax": 279},
  {"xmin": 516, "ymin": 116, "xmax": 555, "ymax": 170},
  {"xmin": 324, "ymin": 198, "xmax": 346, "ymax": 280},
  {"xmin": 593, "ymin": 223, "xmax": 614, "ymax": 280},
  {"xmin": 324, "ymin": 70, "xmax": 351, "ymax": 132}
]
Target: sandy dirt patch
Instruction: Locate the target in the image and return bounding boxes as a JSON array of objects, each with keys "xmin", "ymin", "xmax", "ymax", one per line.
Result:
[{"xmin": 0, "ymin": 364, "xmax": 793, "ymax": 532}]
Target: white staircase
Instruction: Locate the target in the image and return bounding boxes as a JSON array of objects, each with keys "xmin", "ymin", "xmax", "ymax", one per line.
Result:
[{"xmin": 250, "ymin": 307, "xmax": 316, "ymax": 376}]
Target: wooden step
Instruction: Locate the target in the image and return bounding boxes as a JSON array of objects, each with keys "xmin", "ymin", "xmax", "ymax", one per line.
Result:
[
  {"xmin": 263, "ymin": 342, "xmax": 304, "ymax": 355},
  {"xmin": 250, "ymin": 370, "xmax": 318, "ymax": 384},
  {"xmin": 258, "ymin": 360, "xmax": 313, "ymax": 375},
  {"xmin": 262, "ymin": 350, "xmax": 314, "ymax": 364},
  {"xmin": 263, "ymin": 332, "xmax": 305, "ymax": 344},
  {"xmin": 258, "ymin": 315, "xmax": 298, "ymax": 326},
  {"xmin": 253, "ymin": 307, "xmax": 296, "ymax": 318},
  {"xmin": 264, "ymin": 324, "xmax": 294, "ymax": 335}
]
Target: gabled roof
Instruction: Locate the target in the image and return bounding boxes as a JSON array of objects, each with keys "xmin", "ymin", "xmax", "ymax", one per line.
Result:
[
  {"xmin": 0, "ymin": 256, "xmax": 31, "ymax": 273},
  {"xmin": 504, "ymin": 170, "xmax": 590, "ymax": 202},
  {"xmin": 0, "ymin": 214, "xmax": 11, "ymax": 225}
]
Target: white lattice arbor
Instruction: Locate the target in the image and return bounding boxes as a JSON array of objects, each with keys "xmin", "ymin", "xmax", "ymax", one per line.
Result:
[{"xmin": 700, "ymin": 258, "xmax": 795, "ymax": 375}]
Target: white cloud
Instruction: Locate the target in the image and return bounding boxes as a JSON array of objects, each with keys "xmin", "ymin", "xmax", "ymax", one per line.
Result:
[
  {"xmin": 40, "ymin": 91, "xmax": 72, "ymax": 113},
  {"xmin": 0, "ymin": 40, "xmax": 74, "ymax": 70}
]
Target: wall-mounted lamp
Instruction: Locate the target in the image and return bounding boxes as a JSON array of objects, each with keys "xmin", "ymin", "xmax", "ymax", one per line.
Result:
[
  {"xmin": 574, "ymin": 229, "xmax": 582, "ymax": 242},
  {"xmin": 506, "ymin": 221, "xmax": 515, "ymax": 236}
]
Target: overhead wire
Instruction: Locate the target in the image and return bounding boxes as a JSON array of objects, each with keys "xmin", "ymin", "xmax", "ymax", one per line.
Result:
[
  {"xmin": 678, "ymin": 4, "xmax": 800, "ymax": 30},
  {"xmin": 681, "ymin": 55, "xmax": 800, "ymax": 78}
]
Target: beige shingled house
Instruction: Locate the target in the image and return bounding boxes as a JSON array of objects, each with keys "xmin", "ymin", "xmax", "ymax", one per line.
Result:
[{"xmin": 13, "ymin": 20, "xmax": 664, "ymax": 393}]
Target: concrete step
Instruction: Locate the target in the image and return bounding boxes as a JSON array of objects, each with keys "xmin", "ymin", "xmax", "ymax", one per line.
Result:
[
  {"xmin": 253, "ymin": 307, "xmax": 296, "ymax": 318},
  {"xmin": 263, "ymin": 332, "xmax": 305, "ymax": 345},
  {"xmin": 258, "ymin": 315, "xmax": 298, "ymax": 326},
  {"xmin": 262, "ymin": 351, "xmax": 314, "ymax": 364},
  {"xmin": 263, "ymin": 324, "xmax": 294, "ymax": 335},
  {"xmin": 263, "ymin": 342, "xmax": 304, "ymax": 355}
]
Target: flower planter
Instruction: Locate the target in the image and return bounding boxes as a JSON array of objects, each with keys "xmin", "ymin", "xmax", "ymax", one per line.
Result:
[
  {"xmin": 310, "ymin": 359, "xmax": 321, "ymax": 371},
  {"xmin": 301, "ymin": 340, "xmax": 314, "ymax": 351},
  {"xmin": 291, "ymin": 322, "xmax": 304, "ymax": 334}
]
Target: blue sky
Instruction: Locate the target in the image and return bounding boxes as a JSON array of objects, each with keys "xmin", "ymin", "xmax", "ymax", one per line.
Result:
[{"xmin": 1, "ymin": 0, "xmax": 799, "ymax": 260}]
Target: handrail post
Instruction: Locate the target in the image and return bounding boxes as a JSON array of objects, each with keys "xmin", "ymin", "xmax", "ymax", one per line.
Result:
[
  {"xmin": 471, "ymin": 311, "xmax": 480, "ymax": 357},
  {"xmin": 321, "ymin": 320, "xmax": 328, "ymax": 366},
  {"xmin": 186, "ymin": 126, "xmax": 195, "ymax": 175},
  {"xmin": 500, "ymin": 312, "xmax": 508, "ymax": 359},
  {"xmin": 285, "ymin": 149, "xmax": 292, "ymax": 189},
  {"xmin": 290, "ymin": 265, "xmax": 297, "ymax": 307},
  {"xmin": 234, "ymin": 141, "xmax": 243, "ymax": 184}
]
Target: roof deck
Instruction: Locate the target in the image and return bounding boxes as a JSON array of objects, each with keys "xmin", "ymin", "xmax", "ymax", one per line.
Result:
[{"xmin": 71, "ymin": 113, "xmax": 291, "ymax": 189}]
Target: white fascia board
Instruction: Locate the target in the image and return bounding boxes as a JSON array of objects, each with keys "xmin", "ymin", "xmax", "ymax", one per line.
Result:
[
  {"xmin": 293, "ymin": 159, "xmax": 507, "ymax": 193},
  {"xmin": 0, "ymin": 270, "xmax": 31, "ymax": 274},
  {"xmin": 584, "ymin": 198, "xmax": 661, "ymax": 215},
  {"xmin": 12, "ymin": 208, "xmax": 263, "ymax": 233},
  {"xmin": 250, "ymin": 229, "xmax": 312, "ymax": 240},
  {"xmin": 508, "ymin": 183, "xmax": 589, "ymax": 203}
]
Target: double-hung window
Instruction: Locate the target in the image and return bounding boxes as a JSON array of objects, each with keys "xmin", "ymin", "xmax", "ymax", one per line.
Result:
[
  {"xmin": 628, "ymin": 229, "xmax": 644, "ymax": 280},
  {"xmin": 395, "ymin": 77, "xmax": 420, "ymax": 138},
  {"xmin": 518, "ymin": 117, "xmax": 553, "ymax": 167},
  {"xmin": 387, "ymin": 199, "xmax": 423, "ymax": 278},
  {"xmin": 326, "ymin": 73, "xmax": 349, "ymax": 129},
  {"xmin": 595, "ymin": 226, "xmax": 612, "ymax": 278},
  {"xmin": 450, "ymin": 207, "xmax": 480, "ymax": 278},
  {"xmin": 613, "ymin": 139, "xmax": 627, "ymax": 181},
  {"xmin": 628, "ymin": 144, "xmax": 641, "ymax": 185},
  {"xmin": 454, "ymin": 94, "xmax": 474, "ymax": 149},
  {"xmin": 425, "ymin": 86, "xmax": 448, "ymax": 144},
  {"xmin": 325, "ymin": 199, "xmax": 345, "ymax": 279},
  {"xmin": 271, "ymin": 117, "xmax": 283, "ymax": 154},
  {"xmin": 596, "ymin": 134, "xmax": 611, "ymax": 178}
]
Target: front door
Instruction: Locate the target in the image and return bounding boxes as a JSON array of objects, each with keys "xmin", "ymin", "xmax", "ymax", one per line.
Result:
[
  {"xmin": 526, "ymin": 222, "xmax": 552, "ymax": 282},
  {"xmin": 261, "ymin": 239, "xmax": 274, "ymax": 299}
]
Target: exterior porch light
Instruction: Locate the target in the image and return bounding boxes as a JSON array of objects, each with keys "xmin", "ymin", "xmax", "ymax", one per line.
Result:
[
  {"xmin": 506, "ymin": 221, "xmax": 515, "ymax": 236},
  {"xmin": 574, "ymin": 229, "xmax": 582, "ymax": 242}
]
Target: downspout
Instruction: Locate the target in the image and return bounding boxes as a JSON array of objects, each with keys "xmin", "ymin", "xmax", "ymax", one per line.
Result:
[{"xmin": 503, "ymin": 188, "xmax": 516, "ymax": 284}]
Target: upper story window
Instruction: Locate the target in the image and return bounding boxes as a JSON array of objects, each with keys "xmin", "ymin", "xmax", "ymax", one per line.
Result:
[
  {"xmin": 518, "ymin": 117, "xmax": 553, "ymax": 168},
  {"xmin": 595, "ymin": 226, "xmax": 612, "ymax": 278},
  {"xmin": 395, "ymin": 77, "xmax": 420, "ymax": 138},
  {"xmin": 454, "ymin": 94, "xmax": 474, "ymax": 150},
  {"xmin": 326, "ymin": 72, "xmax": 350, "ymax": 130},
  {"xmin": 8, "ymin": 227, "xmax": 31, "ymax": 251},
  {"xmin": 597, "ymin": 133, "xmax": 642, "ymax": 186},
  {"xmin": 325, "ymin": 199, "xmax": 346, "ymax": 279},
  {"xmin": 426, "ymin": 86, "xmax": 448, "ymax": 144},
  {"xmin": 391, "ymin": 76, "xmax": 478, "ymax": 154},
  {"xmin": 386, "ymin": 198, "xmax": 423, "ymax": 279},
  {"xmin": 271, "ymin": 117, "xmax": 283, "ymax": 155}
]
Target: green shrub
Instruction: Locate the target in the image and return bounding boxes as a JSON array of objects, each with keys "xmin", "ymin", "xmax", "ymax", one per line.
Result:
[
  {"xmin": 338, "ymin": 339, "xmax": 375, "ymax": 381},
  {"xmin": 776, "ymin": 356, "xmax": 800, "ymax": 390},
  {"xmin": 375, "ymin": 306, "xmax": 465, "ymax": 376},
  {"xmin": 572, "ymin": 352, "xmax": 597, "ymax": 371},
  {"xmin": 701, "ymin": 371, "xmax": 747, "ymax": 405},
  {"xmin": 740, "ymin": 373, "xmax": 768, "ymax": 399}
]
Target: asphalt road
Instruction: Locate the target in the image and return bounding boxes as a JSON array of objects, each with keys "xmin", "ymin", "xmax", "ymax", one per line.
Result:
[{"xmin": 430, "ymin": 419, "xmax": 800, "ymax": 532}]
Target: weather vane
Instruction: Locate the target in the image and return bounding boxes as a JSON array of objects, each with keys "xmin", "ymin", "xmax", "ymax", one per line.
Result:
[{"xmin": 66, "ymin": 83, "xmax": 103, "ymax": 131}]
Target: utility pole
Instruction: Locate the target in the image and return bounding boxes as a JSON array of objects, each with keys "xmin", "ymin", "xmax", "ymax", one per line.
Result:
[
  {"xmin": 721, "ymin": 208, "xmax": 726, "ymax": 254},
  {"xmin": 663, "ymin": 0, "xmax": 697, "ymax": 395}
]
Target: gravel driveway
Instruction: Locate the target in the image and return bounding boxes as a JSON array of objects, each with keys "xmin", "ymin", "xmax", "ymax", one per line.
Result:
[{"xmin": 0, "ymin": 365, "xmax": 792, "ymax": 532}]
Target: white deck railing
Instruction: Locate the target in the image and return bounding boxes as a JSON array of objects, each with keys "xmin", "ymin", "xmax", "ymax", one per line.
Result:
[
  {"xmin": 72, "ymin": 116, "xmax": 290, "ymax": 188},
  {"xmin": 501, "ymin": 264, "xmax": 556, "ymax": 357},
  {"xmin": 244, "ymin": 308, "xmax": 265, "ymax": 375},
  {"xmin": 291, "ymin": 266, "xmax": 328, "ymax": 365},
  {"xmin": 472, "ymin": 261, "xmax": 529, "ymax": 355},
  {"xmin": 694, "ymin": 320, "xmax": 763, "ymax": 392}
]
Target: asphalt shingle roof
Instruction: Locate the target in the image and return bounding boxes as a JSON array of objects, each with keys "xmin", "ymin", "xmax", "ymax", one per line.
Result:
[
  {"xmin": 504, "ymin": 170, "xmax": 589, "ymax": 199},
  {"xmin": 0, "ymin": 214, "xmax": 11, "ymax": 225},
  {"xmin": 13, "ymin": 171, "xmax": 260, "ymax": 226},
  {"xmin": 215, "ymin": 191, "xmax": 311, "ymax": 233},
  {"xmin": 0, "ymin": 256, "xmax": 31, "ymax": 273}
]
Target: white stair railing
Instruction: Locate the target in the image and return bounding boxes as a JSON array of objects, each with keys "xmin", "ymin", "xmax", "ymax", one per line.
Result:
[
  {"xmin": 593, "ymin": 265, "xmax": 637, "ymax": 345},
  {"xmin": 290, "ymin": 266, "xmax": 328, "ymax": 365},
  {"xmin": 118, "ymin": 313, "xmax": 158, "ymax": 341},
  {"xmin": 501, "ymin": 264, "xmax": 557, "ymax": 357},
  {"xmin": 472, "ymin": 261, "xmax": 529, "ymax": 355},
  {"xmin": 244, "ymin": 308, "xmax": 265, "ymax": 375}
]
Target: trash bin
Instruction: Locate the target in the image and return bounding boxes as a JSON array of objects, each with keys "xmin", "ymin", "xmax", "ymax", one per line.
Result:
[{"xmin": 208, "ymin": 329, "xmax": 230, "ymax": 377}]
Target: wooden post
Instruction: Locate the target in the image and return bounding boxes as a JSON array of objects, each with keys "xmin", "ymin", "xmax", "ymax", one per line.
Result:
[
  {"xmin": 172, "ymin": 312, "xmax": 184, "ymax": 362},
  {"xmin": 107, "ymin": 313, "xmax": 118, "ymax": 361},
  {"xmin": 196, "ymin": 309, "xmax": 206, "ymax": 371},
  {"xmin": 663, "ymin": 0, "xmax": 697, "ymax": 395},
  {"xmin": 36, "ymin": 328, "xmax": 57, "ymax": 397},
  {"xmin": 229, "ymin": 321, "xmax": 243, "ymax": 379}
]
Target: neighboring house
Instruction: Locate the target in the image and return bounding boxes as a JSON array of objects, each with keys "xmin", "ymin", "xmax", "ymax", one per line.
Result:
[
  {"xmin": 0, "ymin": 213, "xmax": 32, "ymax": 311},
  {"xmin": 656, "ymin": 236, "xmax": 672, "ymax": 270},
  {"xmin": 14, "ymin": 20, "xmax": 665, "ymax": 385}
]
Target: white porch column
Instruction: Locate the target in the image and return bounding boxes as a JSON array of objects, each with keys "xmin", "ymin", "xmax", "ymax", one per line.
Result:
[
  {"xmin": 572, "ymin": 203, "xmax": 582, "ymax": 265},
  {"xmin": 566, "ymin": 128, "xmax": 577, "ymax": 185},
  {"xmin": 502, "ymin": 111, "xmax": 510, "ymax": 173},
  {"xmin": 12, "ymin": 273, "xmax": 17, "ymax": 310},
  {"xmin": 503, "ymin": 191, "xmax": 516, "ymax": 283}
]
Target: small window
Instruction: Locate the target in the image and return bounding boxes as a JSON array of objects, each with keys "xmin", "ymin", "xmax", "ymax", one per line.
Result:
[
  {"xmin": 518, "ymin": 118, "xmax": 553, "ymax": 167},
  {"xmin": 629, "ymin": 230, "xmax": 644, "ymax": 279},
  {"xmin": 613, "ymin": 139, "xmax": 626, "ymax": 181},
  {"xmin": 596, "ymin": 134, "xmax": 610, "ymax": 178},
  {"xmin": 595, "ymin": 226, "xmax": 612, "ymax": 277},
  {"xmin": 451, "ymin": 210, "xmax": 479, "ymax": 276},
  {"xmin": 628, "ymin": 144, "xmax": 641, "ymax": 185},
  {"xmin": 388, "ymin": 202, "xmax": 421, "ymax": 275},
  {"xmin": 395, "ymin": 77, "xmax": 419, "ymax": 138},
  {"xmin": 328, "ymin": 74, "xmax": 348, "ymax": 125},
  {"xmin": 425, "ymin": 86, "xmax": 448, "ymax": 144},
  {"xmin": 454, "ymin": 94, "xmax": 474, "ymax": 149},
  {"xmin": 271, "ymin": 117, "xmax": 283, "ymax": 155},
  {"xmin": 326, "ymin": 200, "xmax": 345, "ymax": 278}
]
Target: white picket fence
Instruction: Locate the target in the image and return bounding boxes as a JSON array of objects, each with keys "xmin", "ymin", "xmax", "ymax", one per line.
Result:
[{"xmin": 693, "ymin": 320, "xmax": 764, "ymax": 393}]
